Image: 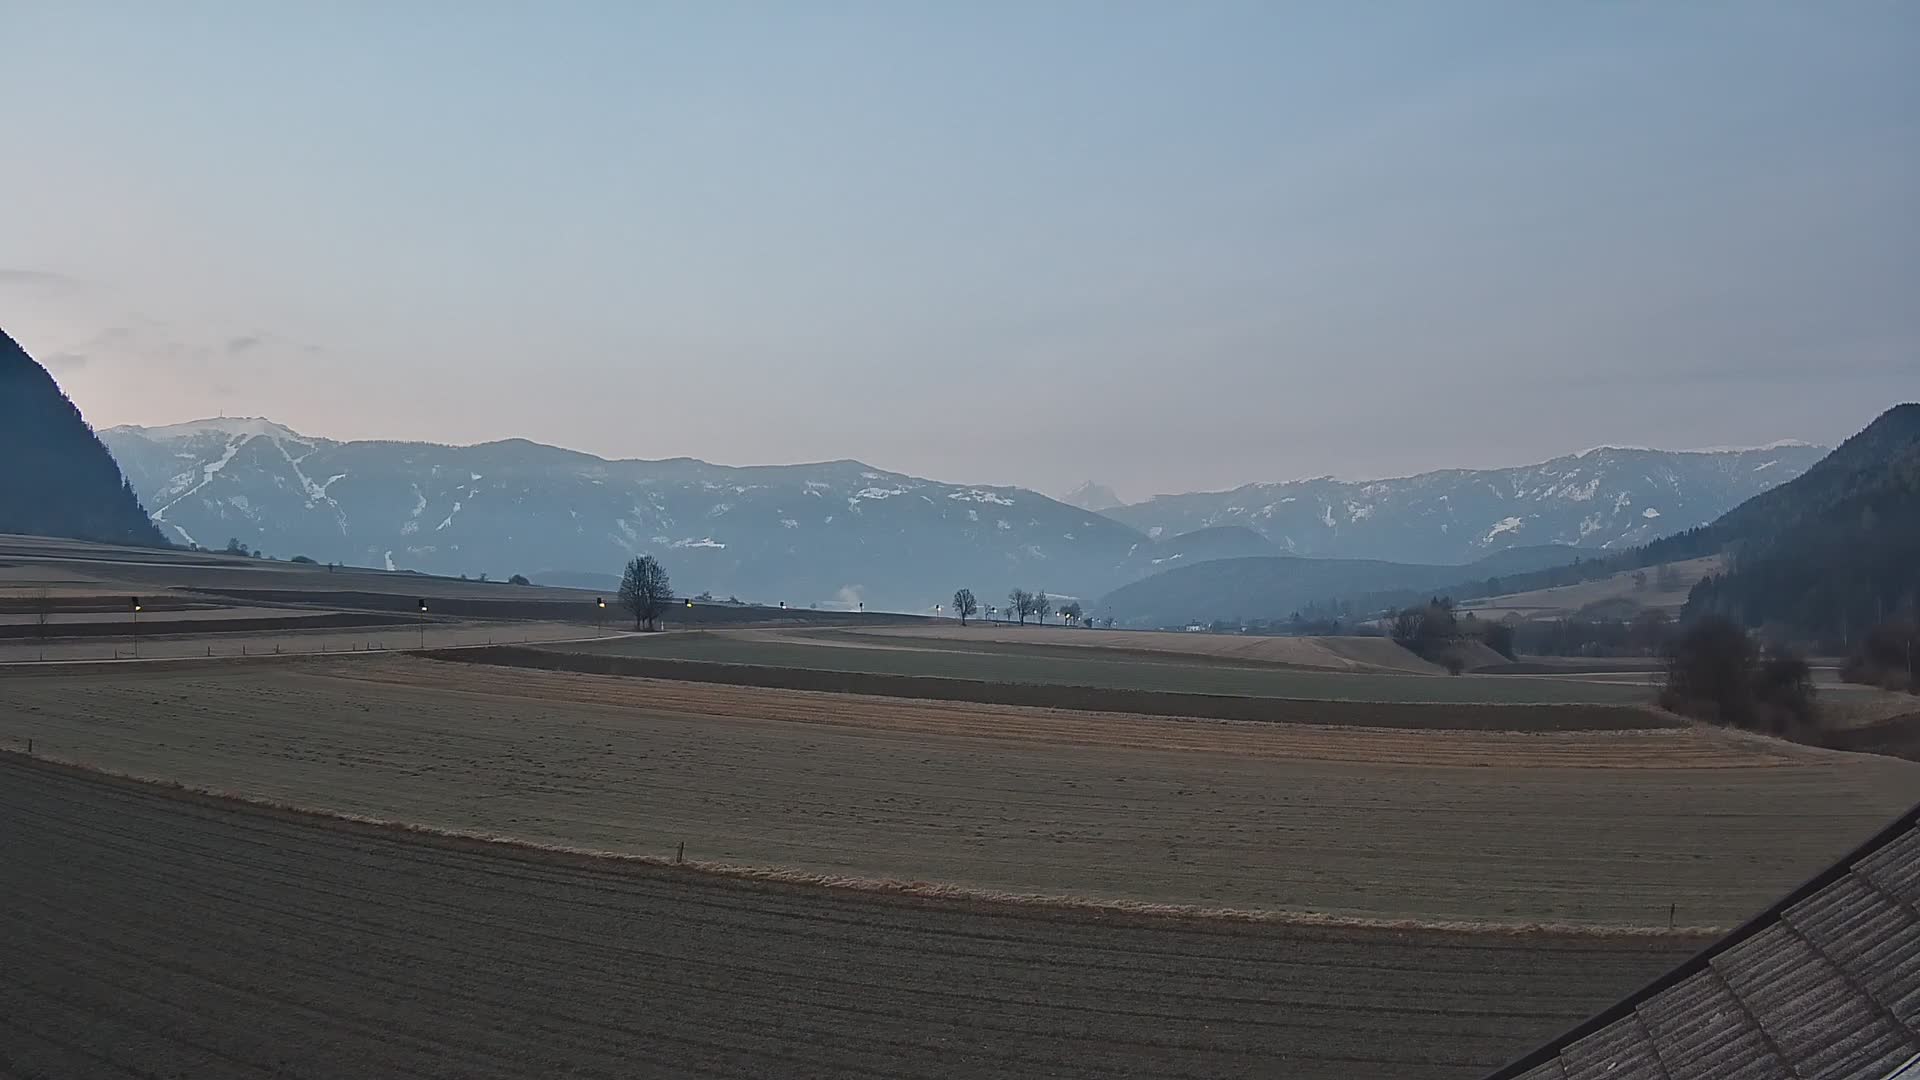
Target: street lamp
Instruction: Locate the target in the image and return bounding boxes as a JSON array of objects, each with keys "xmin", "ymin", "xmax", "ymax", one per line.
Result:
[
  {"xmin": 130, "ymin": 596, "xmax": 142, "ymax": 658},
  {"xmin": 596, "ymin": 597, "xmax": 606, "ymax": 637},
  {"xmin": 416, "ymin": 598, "xmax": 428, "ymax": 649}
]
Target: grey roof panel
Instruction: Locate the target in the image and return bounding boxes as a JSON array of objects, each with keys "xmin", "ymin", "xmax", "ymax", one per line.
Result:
[
  {"xmin": 1861, "ymin": 830, "xmax": 1920, "ymax": 905},
  {"xmin": 1559, "ymin": 1012, "xmax": 1663, "ymax": 1080},
  {"xmin": 1714, "ymin": 923, "xmax": 1914, "ymax": 1078},
  {"xmin": 1637, "ymin": 969, "xmax": 1790, "ymax": 1079}
]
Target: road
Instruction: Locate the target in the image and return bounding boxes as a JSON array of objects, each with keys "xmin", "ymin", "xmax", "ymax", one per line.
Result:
[{"xmin": 0, "ymin": 755, "xmax": 1699, "ymax": 1079}]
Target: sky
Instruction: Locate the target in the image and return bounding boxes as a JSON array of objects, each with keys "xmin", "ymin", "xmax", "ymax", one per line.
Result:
[{"xmin": 2, "ymin": 3, "xmax": 1915, "ymax": 500}]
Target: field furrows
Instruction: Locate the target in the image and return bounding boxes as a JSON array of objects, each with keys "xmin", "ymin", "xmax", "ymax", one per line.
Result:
[
  {"xmin": 3, "ymin": 658, "xmax": 1912, "ymax": 926},
  {"xmin": 557, "ymin": 632, "xmax": 1653, "ymax": 704},
  {"xmin": 0, "ymin": 757, "xmax": 1701, "ymax": 1079}
]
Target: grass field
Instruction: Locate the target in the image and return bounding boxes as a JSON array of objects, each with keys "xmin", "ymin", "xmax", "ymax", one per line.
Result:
[
  {"xmin": 548, "ymin": 629, "xmax": 1656, "ymax": 705},
  {"xmin": 4, "ymin": 656, "xmax": 1910, "ymax": 928},
  {"xmin": 842, "ymin": 624, "xmax": 1453, "ymax": 672},
  {"xmin": 1460, "ymin": 555, "xmax": 1725, "ymax": 621},
  {"xmin": 0, "ymin": 755, "xmax": 1708, "ymax": 1080}
]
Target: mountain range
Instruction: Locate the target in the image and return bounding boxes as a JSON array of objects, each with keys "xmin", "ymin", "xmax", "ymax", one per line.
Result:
[
  {"xmin": 1, "ymin": 327, "xmax": 163, "ymax": 547},
  {"xmin": 1122, "ymin": 405, "xmax": 1917, "ymax": 640},
  {"xmin": 1106, "ymin": 443, "xmax": 1827, "ymax": 565},
  {"xmin": 100, "ymin": 415, "xmax": 1822, "ymax": 613}
]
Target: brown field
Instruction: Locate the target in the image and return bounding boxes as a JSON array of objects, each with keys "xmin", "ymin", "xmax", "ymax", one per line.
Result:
[
  {"xmin": 0, "ymin": 619, "xmax": 602, "ymax": 663},
  {"xmin": 850, "ymin": 623, "xmax": 1450, "ymax": 672},
  {"xmin": 453, "ymin": 644, "xmax": 1667, "ymax": 726},
  {"xmin": 4, "ymin": 655, "xmax": 1912, "ymax": 929},
  {"xmin": 0, "ymin": 756, "xmax": 1707, "ymax": 1080}
]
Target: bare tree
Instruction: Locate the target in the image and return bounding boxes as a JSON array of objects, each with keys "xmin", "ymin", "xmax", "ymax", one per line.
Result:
[
  {"xmin": 32, "ymin": 588, "xmax": 53, "ymax": 659},
  {"xmin": 1033, "ymin": 591, "xmax": 1052, "ymax": 625},
  {"xmin": 1060, "ymin": 600, "xmax": 1084, "ymax": 624},
  {"xmin": 618, "ymin": 556, "xmax": 674, "ymax": 631},
  {"xmin": 952, "ymin": 588, "xmax": 978, "ymax": 626},
  {"xmin": 1008, "ymin": 588, "xmax": 1031, "ymax": 625}
]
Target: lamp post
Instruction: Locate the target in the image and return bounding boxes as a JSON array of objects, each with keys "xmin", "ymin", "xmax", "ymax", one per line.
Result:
[
  {"xmin": 596, "ymin": 597, "xmax": 606, "ymax": 637},
  {"xmin": 130, "ymin": 596, "xmax": 141, "ymax": 658},
  {"xmin": 417, "ymin": 598, "xmax": 428, "ymax": 649}
]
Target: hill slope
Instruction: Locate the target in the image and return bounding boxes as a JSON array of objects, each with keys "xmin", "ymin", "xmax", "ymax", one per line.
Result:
[
  {"xmin": 1097, "ymin": 545, "xmax": 1585, "ymax": 628},
  {"xmin": 1108, "ymin": 445, "xmax": 1824, "ymax": 564},
  {"xmin": 1335, "ymin": 405, "xmax": 1918, "ymax": 641},
  {"xmin": 0, "ymin": 328, "xmax": 165, "ymax": 547},
  {"xmin": 1679, "ymin": 404, "xmax": 1920, "ymax": 644}
]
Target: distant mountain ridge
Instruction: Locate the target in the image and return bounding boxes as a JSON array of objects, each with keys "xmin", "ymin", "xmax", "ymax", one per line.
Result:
[
  {"xmin": 1106, "ymin": 444, "xmax": 1826, "ymax": 565},
  {"xmin": 0, "ymin": 327, "xmax": 165, "ymax": 547},
  {"xmin": 1063, "ymin": 481, "xmax": 1124, "ymax": 512},
  {"xmin": 101, "ymin": 418, "xmax": 1149, "ymax": 610},
  {"xmin": 101, "ymin": 415, "xmax": 1826, "ymax": 614},
  {"xmin": 1317, "ymin": 405, "xmax": 1919, "ymax": 643}
]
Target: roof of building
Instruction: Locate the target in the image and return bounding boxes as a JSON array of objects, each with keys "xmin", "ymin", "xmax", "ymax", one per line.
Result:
[{"xmin": 1488, "ymin": 802, "xmax": 1920, "ymax": 1080}]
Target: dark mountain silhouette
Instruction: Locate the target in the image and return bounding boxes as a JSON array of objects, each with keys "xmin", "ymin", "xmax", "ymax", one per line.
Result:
[
  {"xmin": 1678, "ymin": 404, "xmax": 1919, "ymax": 645},
  {"xmin": 0, "ymin": 327, "xmax": 166, "ymax": 547}
]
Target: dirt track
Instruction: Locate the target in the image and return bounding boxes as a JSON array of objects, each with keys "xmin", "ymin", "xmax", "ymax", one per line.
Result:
[
  {"xmin": 4, "ymin": 656, "xmax": 1912, "ymax": 927},
  {"xmin": 0, "ymin": 755, "xmax": 1702, "ymax": 1080}
]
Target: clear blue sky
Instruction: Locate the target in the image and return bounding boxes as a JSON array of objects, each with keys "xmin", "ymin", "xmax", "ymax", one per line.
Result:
[{"xmin": 3, "ymin": 2, "xmax": 1914, "ymax": 497}]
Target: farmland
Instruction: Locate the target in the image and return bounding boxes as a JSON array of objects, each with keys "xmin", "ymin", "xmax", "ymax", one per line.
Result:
[
  {"xmin": 0, "ymin": 755, "xmax": 1707, "ymax": 1080},
  {"xmin": 4, "ymin": 537, "xmax": 1916, "ymax": 1076},
  {"xmin": 547, "ymin": 628, "xmax": 1657, "ymax": 705},
  {"xmin": 4, "ymin": 656, "xmax": 1911, "ymax": 928}
]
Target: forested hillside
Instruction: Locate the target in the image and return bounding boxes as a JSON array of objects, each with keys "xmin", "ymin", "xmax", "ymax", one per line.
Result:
[
  {"xmin": 1342, "ymin": 405, "xmax": 1919, "ymax": 648},
  {"xmin": 0, "ymin": 328, "xmax": 166, "ymax": 547},
  {"xmin": 1681, "ymin": 404, "xmax": 1919, "ymax": 647}
]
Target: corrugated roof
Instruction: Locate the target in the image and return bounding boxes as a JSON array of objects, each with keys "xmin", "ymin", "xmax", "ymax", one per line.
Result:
[{"xmin": 1489, "ymin": 804, "xmax": 1920, "ymax": 1080}]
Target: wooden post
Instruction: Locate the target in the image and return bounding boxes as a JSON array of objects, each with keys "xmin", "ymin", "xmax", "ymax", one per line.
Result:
[
  {"xmin": 26, "ymin": 738, "xmax": 32, "ymax": 755},
  {"xmin": 1669, "ymin": 903, "xmax": 1676, "ymax": 928},
  {"xmin": 676, "ymin": 842, "xmax": 684, "ymax": 865}
]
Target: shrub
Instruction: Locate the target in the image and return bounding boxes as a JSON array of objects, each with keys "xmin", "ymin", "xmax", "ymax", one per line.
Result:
[{"xmin": 1660, "ymin": 616, "xmax": 1818, "ymax": 734}]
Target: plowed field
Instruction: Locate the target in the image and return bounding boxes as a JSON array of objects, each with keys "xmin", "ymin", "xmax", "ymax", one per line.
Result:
[
  {"xmin": 4, "ymin": 656, "xmax": 1911, "ymax": 927},
  {"xmin": 0, "ymin": 755, "xmax": 1704, "ymax": 1080},
  {"xmin": 548, "ymin": 631, "xmax": 1654, "ymax": 704}
]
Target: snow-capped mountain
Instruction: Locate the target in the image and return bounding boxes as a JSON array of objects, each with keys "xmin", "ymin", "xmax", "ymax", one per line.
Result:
[
  {"xmin": 101, "ymin": 419, "xmax": 1146, "ymax": 611},
  {"xmin": 1062, "ymin": 480, "xmax": 1124, "ymax": 513},
  {"xmin": 1104, "ymin": 444, "xmax": 1827, "ymax": 565},
  {"xmin": 100, "ymin": 418, "xmax": 1823, "ymax": 609}
]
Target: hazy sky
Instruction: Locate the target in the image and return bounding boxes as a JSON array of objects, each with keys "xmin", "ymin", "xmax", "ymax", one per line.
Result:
[{"xmin": 3, "ymin": 3, "xmax": 1915, "ymax": 499}]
